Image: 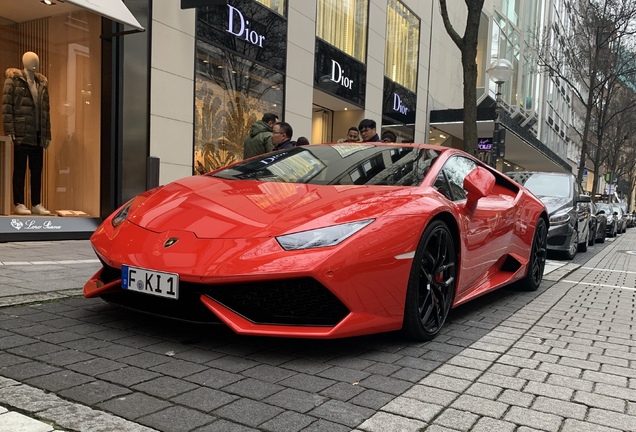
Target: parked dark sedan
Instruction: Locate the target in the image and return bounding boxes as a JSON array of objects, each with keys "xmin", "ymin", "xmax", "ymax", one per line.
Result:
[
  {"xmin": 589, "ymin": 200, "xmax": 607, "ymax": 244},
  {"xmin": 613, "ymin": 204, "xmax": 628, "ymax": 234},
  {"xmin": 507, "ymin": 171, "xmax": 591, "ymax": 260},
  {"xmin": 597, "ymin": 203, "xmax": 618, "ymax": 237}
]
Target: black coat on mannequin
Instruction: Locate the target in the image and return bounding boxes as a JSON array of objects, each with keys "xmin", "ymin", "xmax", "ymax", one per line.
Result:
[{"xmin": 2, "ymin": 67, "xmax": 51, "ymax": 148}]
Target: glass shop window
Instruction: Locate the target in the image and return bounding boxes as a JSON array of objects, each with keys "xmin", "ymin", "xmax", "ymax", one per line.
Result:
[
  {"xmin": 255, "ymin": 0, "xmax": 286, "ymax": 16},
  {"xmin": 384, "ymin": 0, "xmax": 420, "ymax": 92},
  {"xmin": 0, "ymin": 11, "xmax": 102, "ymax": 218},
  {"xmin": 194, "ymin": 41, "xmax": 284, "ymax": 173},
  {"xmin": 316, "ymin": 0, "xmax": 368, "ymax": 62}
]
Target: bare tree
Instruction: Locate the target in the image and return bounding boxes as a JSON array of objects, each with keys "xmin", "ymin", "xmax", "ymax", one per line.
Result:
[
  {"xmin": 536, "ymin": 0, "xmax": 636, "ymax": 186},
  {"xmin": 588, "ymin": 61, "xmax": 636, "ymax": 197},
  {"xmin": 438, "ymin": 0, "xmax": 485, "ymax": 156}
]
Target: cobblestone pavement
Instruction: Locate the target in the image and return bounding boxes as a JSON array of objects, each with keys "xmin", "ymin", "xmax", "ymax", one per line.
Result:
[{"xmin": 0, "ymin": 233, "xmax": 634, "ymax": 431}]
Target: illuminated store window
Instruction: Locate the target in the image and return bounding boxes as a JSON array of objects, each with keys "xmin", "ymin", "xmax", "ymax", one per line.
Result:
[
  {"xmin": 255, "ymin": 0, "xmax": 286, "ymax": 16},
  {"xmin": 0, "ymin": 12, "xmax": 101, "ymax": 217},
  {"xmin": 194, "ymin": 42, "xmax": 284, "ymax": 173},
  {"xmin": 316, "ymin": 0, "xmax": 368, "ymax": 62},
  {"xmin": 384, "ymin": 0, "xmax": 419, "ymax": 92}
]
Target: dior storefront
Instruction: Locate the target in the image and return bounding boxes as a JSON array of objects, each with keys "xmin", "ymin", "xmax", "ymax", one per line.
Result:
[{"xmin": 183, "ymin": 0, "xmax": 287, "ymax": 174}]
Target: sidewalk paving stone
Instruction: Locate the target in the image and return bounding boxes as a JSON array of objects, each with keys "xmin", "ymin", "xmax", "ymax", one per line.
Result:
[{"xmin": 1, "ymin": 233, "xmax": 636, "ymax": 431}]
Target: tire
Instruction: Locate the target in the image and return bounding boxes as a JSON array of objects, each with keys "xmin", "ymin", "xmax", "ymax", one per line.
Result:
[
  {"xmin": 564, "ymin": 227, "xmax": 578, "ymax": 260},
  {"xmin": 597, "ymin": 222, "xmax": 606, "ymax": 243},
  {"xmin": 402, "ymin": 220, "xmax": 457, "ymax": 341},
  {"xmin": 588, "ymin": 225, "xmax": 595, "ymax": 246},
  {"xmin": 518, "ymin": 218, "xmax": 547, "ymax": 291},
  {"xmin": 578, "ymin": 226, "xmax": 588, "ymax": 253}
]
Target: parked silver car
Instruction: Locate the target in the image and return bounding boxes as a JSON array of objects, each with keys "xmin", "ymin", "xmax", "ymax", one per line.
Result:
[{"xmin": 507, "ymin": 172, "xmax": 591, "ymax": 260}]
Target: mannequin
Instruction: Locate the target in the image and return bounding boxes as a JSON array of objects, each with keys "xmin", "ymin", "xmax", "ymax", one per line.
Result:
[{"xmin": 2, "ymin": 51, "xmax": 52, "ymax": 215}]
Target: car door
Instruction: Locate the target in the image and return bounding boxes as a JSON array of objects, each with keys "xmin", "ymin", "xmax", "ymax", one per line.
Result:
[
  {"xmin": 433, "ymin": 156, "xmax": 514, "ymax": 292},
  {"xmin": 574, "ymin": 182, "xmax": 591, "ymax": 244}
]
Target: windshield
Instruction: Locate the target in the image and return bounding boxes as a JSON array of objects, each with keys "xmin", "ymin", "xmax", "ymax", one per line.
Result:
[
  {"xmin": 508, "ymin": 172, "xmax": 572, "ymax": 198},
  {"xmin": 212, "ymin": 144, "xmax": 441, "ymax": 186}
]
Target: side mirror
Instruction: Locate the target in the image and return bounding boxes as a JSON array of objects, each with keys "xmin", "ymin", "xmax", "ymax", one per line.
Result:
[
  {"xmin": 597, "ymin": 210, "xmax": 605, "ymax": 215},
  {"xmin": 578, "ymin": 195, "xmax": 591, "ymax": 203},
  {"xmin": 614, "ymin": 212, "xmax": 619, "ymax": 216},
  {"xmin": 464, "ymin": 166, "xmax": 495, "ymax": 207}
]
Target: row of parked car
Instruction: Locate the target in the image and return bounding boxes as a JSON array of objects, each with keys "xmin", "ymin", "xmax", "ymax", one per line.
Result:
[{"xmin": 506, "ymin": 171, "xmax": 632, "ymax": 260}]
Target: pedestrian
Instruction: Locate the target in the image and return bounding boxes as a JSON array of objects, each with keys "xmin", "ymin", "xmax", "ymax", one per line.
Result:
[
  {"xmin": 358, "ymin": 119, "xmax": 381, "ymax": 142},
  {"xmin": 346, "ymin": 127, "xmax": 361, "ymax": 142},
  {"xmin": 243, "ymin": 112, "xmax": 278, "ymax": 159},
  {"xmin": 273, "ymin": 121, "xmax": 295, "ymax": 150},
  {"xmin": 381, "ymin": 130, "xmax": 397, "ymax": 143},
  {"xmin": 296, "ymin": 136, "xmax": 309, "ymax": 146}
]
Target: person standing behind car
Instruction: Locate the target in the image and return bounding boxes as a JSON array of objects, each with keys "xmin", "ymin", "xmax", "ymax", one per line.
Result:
[
  {"xmin": 273, "ymin": 121, "xmax": 295, "ymax": 150},
  {"xmin": 346, "ymin": 127, "xmax": 361, "ymax": 142},
  {"xmin": 358, "ymin": 119, "xmax": 381, "ymax": 142},
  {"xmin": 295, "ymin": 136, "xmax": 309, "ymax": 146},
  {"xmin": 381, "ymin": 130, "xmax": 397, "ymax": 142},
  {"xmin": 243, "ymin": 112, "xmax": 278, "ymax": 159}
]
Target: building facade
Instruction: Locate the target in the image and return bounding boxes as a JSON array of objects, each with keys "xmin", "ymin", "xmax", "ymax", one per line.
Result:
[{"xmin": 1, "ymin": 0, "xmax": 583, "ymax": 240}]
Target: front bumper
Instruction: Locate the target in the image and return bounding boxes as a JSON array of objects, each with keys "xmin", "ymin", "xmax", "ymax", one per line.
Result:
[
  {"xmin": 545, "ymin": 222, "xmax": 575, "ymax": 251},
  {"xmin": 83, "ymin": 219, "xmax": 415, "ymax": 339}
]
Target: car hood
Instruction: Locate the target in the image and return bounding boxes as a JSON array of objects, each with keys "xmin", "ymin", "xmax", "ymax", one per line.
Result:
[
  {"xmin": 126, "ymin": 175, "xmax": 419, "ymax": 239},
  {"xmin": 537, "ymin": 196, "xmax": 572, "ymax": 215}
]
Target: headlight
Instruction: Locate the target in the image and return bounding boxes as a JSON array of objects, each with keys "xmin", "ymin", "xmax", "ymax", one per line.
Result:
[
  {"xmin": 112, "ymin": 200, "xmax": 134, "ymax": 228},
  {"xmin": 276, "ymin": 219, "xmax": 375, "ymax": 251},
  {"xmin": 549, "ymin": 212, "xmax": 571, "ymax": 225}
]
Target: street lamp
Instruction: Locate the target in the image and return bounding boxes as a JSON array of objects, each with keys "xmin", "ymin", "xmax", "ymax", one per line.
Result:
[{"xmin": 486, "ymin": 58, "xmax": 514, "ymax": 168}]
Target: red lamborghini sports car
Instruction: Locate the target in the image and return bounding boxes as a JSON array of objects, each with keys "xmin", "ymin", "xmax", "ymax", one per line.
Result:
[{"xmin": 84, "ymin": 143, "xmax": 548, "ymax": 340}]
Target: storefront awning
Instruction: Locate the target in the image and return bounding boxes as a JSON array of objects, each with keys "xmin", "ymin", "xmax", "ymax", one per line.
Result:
[
  {"xmin": 65, "ymin": 0, "xmax": 144, "ymax": 31},
  {"xmin": 430, "ymin": 107, "xmax": 572, "ymax": 173}
]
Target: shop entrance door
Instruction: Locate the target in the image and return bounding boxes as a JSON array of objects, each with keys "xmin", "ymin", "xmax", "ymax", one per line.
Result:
[{"xmin": 312, "ymin": 106, "xmax": 333, "ymax": 144}]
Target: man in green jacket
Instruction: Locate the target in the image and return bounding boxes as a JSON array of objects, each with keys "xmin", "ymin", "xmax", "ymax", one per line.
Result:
[{"xmin": 243, "ymin": 113, "xmax": 278, "ymax": 159}]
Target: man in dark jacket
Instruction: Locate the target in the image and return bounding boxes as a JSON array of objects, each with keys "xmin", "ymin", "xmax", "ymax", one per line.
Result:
[
  {"xmin": 272, "ymin": 121, "xmax": 295, "ymax": 151},
  {"xmin": 243, "ymin": 113, "xmax": 278, "ymax": 159},
  {"xmin": 358, "ymin": 119, "xmax": 381, "ymax": 142}
]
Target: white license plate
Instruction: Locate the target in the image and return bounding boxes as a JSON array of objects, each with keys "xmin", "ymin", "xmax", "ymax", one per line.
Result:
[{"xmin": 121, "ymin": 265, "xmax": 179, "ymax": 300}]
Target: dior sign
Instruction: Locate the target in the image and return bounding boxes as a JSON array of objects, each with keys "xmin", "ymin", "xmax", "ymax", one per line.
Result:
[
  {"xmin": 392, "ymin": 93, "xmax": 409, "ymax": 115},
  {"xmin": 226, "ymin": 4, "xmax": 265, "ymax": 48},
  {"xmin": 330, "ymin": 60, "xmax": 354, "ymax": 89}
]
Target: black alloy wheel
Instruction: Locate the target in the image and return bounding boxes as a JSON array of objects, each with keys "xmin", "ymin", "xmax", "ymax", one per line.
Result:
[
  {"xmin": 597, "ymin": 222, "xmax": 606, "ymax": 243},
  {"xmin": 588, "ymin": 224, "xmax": 596, "ymax": 246},
  {"xmin": 402, "ymin": 220, "xmax": 457, "ymax": 341},
  {"xmin": 578, "ymin": 225, "xmax": 588, "ymax": 252},
  {"xmin": 564, "ymin": 227, "xmax": 578, "ymax": 260},
  {"xmin": 518, "ymin": 218, "xmax": 547, "ymax": 291}
]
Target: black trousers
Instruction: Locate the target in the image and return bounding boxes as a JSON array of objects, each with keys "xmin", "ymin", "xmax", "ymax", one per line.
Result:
[{"xmin": 13, "ymin": 144, "xmax": 44, "ymax": 207}]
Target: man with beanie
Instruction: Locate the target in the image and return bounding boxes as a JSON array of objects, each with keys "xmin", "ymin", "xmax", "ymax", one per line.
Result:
[{"xmin": 243, "ymin": 112, "xmax": 278, "ymax": 159}]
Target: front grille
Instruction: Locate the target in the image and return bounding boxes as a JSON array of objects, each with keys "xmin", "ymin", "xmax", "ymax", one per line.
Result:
[
  {"xmin": 100, "ymin": 290, "xmax": 222, "ymax": 323},
  {"xmin": 547, "ymin": 235, "xmax": 567, "ymax": 246},
  {"xmin": 97, "ymin": 265, "xmax": 349, "ymax": 326},
  {"xmin": 201, "ymin": 278, "xmax": 349, "ymax": 326}
]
